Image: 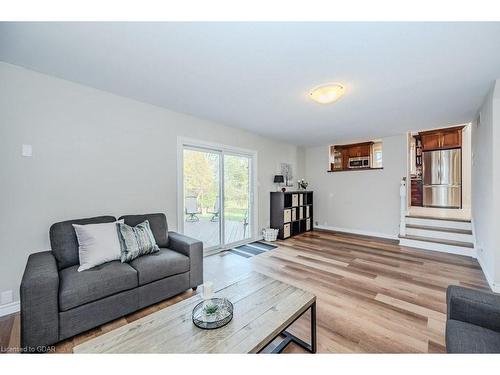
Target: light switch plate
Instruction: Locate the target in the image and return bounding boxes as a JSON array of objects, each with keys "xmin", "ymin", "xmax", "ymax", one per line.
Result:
[{"xmin": 22, "ymin": 144, "xmax": 33, "ymax": 157}]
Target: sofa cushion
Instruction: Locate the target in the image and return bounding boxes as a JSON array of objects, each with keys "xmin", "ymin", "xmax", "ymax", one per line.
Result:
[
  {"xmin": 119, "ymin": 213, "xmax": 168, "ymax": 247},
  {"xmin": 73, "ymin": 220, "xmax": 124, "ymax": 271},
  {"xmin": 117, "ymin": 220, "xmax": 160, "ymax": 263},
  {"xmin": 129, "ymin": 248, "xmax": 190, "ymax": 285},
  {"xmin": 50, "ymin": 215, "xmax": 117, "ymax": 270},
  {"xmin": 59, "ymin": 261, "xmax": 138, "ymax": 311},
  {"xmin": 446, "ymin": 319, "xmax": 500, "ymax": 353}
]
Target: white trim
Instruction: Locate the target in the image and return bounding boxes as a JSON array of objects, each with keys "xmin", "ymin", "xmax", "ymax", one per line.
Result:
[
  {"xmin": 0, "ymin": 300, "xmax": 19, "ymax": 317},
  {"xmin": 315, "ymin": 225, "xmax": 398, "ymax": 240},
  {"xmin": 176, "ymin": 137, "xmax": 259, "ymax": 253},
  {"xmin": 471, "ymin": 217, "xmax": 478, "ymax": 249},
  {"xmin": 476, "ymin": 252, "xmax": 500, "ymax": 293},
  {"xmin": 399, "ymin": 237, "xmax": 476, "ymax": 258}
]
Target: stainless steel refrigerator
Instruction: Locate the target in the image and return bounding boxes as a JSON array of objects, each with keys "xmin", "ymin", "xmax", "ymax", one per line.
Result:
[{"xmin": 423, "ymin": 149, "xmax": 462, "ymax": 208}]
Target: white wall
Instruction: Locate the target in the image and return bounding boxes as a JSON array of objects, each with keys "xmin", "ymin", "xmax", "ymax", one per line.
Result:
[
  {"xmin": 473, "ymin": 79, "xmax": 500, "ymax": 292},
  {"xmin": 304, "ymin": 134, "xmax": 406, "ymax": 239},
  {"xmin": 495, "ymin": 83, "xmax": 500, "ymax": 290},
  {"xmin": 0, "ymin": 62, "xmax": 302, "ymax": 304}
]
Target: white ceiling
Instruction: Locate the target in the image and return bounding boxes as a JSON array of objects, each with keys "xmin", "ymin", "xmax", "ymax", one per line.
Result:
[{"xmin": 1, "ymin": 22, "xmax": 500, "ymax": 146}]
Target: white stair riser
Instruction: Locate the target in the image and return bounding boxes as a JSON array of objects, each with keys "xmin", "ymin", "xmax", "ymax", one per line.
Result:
[
  {"xmin": 405, "ymin": 217, "xmax": 471, "ymax": 231},
  {"xmin": 405, "ymin": 227, "xmax": 473, "ymax": 243},
  {"xmin": 399, "ymin": 238, "xmax": 475, "ymax": 257}
]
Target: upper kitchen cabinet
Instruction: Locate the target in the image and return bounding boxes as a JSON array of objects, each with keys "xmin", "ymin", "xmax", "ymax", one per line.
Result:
[
  {"xmin": 420, "ymin": 126, "xmax": 464, "ymax": 151},
  {"xmin": 347, "ymin": 142, "xmax": 372, "ymax": 158}
]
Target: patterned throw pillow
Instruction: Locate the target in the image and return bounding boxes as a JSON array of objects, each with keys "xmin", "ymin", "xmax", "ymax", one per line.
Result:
[{"xmin": 117, "ymin": 220, "xmax": 160, "ymax": 262}]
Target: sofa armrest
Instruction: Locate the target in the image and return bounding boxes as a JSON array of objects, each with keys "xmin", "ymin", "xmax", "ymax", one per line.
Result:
[
  {"xmin": 168, "ymin": 231, "xmax": 203, "ymax": 288},
  {"xmin": 447, "ymin": 285, "xmax": 500, "ymax": 332},
  {"xmin": 20, "ymin": 251, "xmax": 60, "ymax": 351}
]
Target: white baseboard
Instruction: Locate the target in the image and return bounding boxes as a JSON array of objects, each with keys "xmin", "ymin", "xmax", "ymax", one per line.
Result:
[
  {"xmin": 476, "ymin": 252, "xmax": 500, "ymax": 293},
  {"xmin": 314, "ymin": 225, "xmax": 398, "ymax": 241},
  {"xmin": 0, "ymin": 300, "xmax": 20, "ymax": 317}
]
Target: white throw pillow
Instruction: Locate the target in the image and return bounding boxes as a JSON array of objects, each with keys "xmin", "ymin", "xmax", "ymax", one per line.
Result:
[{"xmin": 73, "ymin": 220, "xmax": 124, "ymax": 272}]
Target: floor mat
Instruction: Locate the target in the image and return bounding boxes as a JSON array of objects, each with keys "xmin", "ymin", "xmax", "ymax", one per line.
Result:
[{"xmin": 229, "ymin": 241, "xmax": 278, "ymax": 258}]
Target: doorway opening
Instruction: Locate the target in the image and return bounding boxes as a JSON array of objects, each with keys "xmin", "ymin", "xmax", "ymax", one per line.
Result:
[{"xmin": 406, "ymin": 123, "xmax": 471, "ymax": 220}]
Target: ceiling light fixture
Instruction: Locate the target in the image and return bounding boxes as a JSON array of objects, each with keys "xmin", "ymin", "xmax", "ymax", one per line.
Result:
[{"xmin": 309, "ymin": 83, "xmax": 345, "ymax": 104}]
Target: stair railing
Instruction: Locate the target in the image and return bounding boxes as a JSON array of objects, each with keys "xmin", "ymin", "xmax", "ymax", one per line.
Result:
[{"xmin": 400, "ymin": 177, "xmax": 407, "ymax": 237}]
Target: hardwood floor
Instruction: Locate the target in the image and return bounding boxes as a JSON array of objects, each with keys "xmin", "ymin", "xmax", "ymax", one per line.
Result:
[{"xmin": 0, "ymin": 230, "xmax": 489, "ymax": 353}]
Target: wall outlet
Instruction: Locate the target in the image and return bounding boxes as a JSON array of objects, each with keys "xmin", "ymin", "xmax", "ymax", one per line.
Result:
[
  {"xmin": 315, "ymin": 221, "xmax": 319, "ymax": 226},
  {"xmin": 1, "ymin": 290, "xmax": 13, "ymax": 305},
  {"xmin": 22, "ymin": 144, "xmax": 33, "ymax": 157}
]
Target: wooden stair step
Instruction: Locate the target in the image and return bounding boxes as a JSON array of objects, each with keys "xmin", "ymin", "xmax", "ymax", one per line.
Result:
[
  {"xmin": 405, "ymin": 215, "xmax": 471, "ymax": 223},
  {"xmin": 405, "ymin": 224, "xmax": 472, "ymax": 235}
]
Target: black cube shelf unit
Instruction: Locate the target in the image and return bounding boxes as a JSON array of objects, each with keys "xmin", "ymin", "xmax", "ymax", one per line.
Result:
[{"xmin": 270, "ymin": 191, "xmax": 313, "ymax": 240}]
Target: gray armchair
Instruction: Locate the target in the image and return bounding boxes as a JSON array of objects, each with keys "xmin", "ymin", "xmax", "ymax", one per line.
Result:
[
  {"xmin": 20, "ymin": 213, "xmax": 203, "ymax": 352},
  {"xmin": 446, "ymin": 285, "xmax": 500, "ymax": 353}
]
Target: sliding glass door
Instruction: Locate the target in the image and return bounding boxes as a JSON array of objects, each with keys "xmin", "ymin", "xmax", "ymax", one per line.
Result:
[
  {"xmin": 180, "ymin": 143, "xmax": 254, "ymax": 253},
  {"xmin": 223, "ymin": 153, "xmax": 252, "ymax": 245},
  {"xmin": 182, "ymin": 147, "xmax": 222, "ymax": 249}
]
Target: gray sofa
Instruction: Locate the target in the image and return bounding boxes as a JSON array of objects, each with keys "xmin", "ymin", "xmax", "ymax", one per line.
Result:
[
  {"xmin": 446, "ymin": 285, "xmax": 500, "ymax": 353},
  {"xmin": 20, "ymin": 213, "xmax": 203, "ymax": 352}
]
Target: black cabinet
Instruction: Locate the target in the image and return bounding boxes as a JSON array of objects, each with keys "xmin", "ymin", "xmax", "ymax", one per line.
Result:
[{"xmin": 270, "ymin": 191, "xmax": 313, "ymax": 240}]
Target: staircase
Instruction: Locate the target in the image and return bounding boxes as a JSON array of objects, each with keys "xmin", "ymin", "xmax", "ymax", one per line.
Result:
[{"xmin": 399, "ymin": 215, "xmax": 475, "ymax": 257}]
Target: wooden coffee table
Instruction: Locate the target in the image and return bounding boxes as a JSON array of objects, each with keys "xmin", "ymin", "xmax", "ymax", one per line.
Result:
[{"xmin": 73, "ymin": 272, "xmax": 316, "ymax": 353}]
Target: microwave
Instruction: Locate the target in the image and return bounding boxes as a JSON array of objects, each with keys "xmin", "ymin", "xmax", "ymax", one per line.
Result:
[{"xmin": 348, "ymin": 156, "xmax": 370, "ymax": 169}]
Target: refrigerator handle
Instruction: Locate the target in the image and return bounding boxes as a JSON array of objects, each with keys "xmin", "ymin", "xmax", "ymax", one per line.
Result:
[{"xmin": 438, "ymin": 151, "xmax": 441, "ymax": 183}]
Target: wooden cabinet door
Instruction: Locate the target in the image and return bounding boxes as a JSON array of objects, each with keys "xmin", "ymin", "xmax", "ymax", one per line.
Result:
[
  {"xmin": 441, "ymin": 130, "xmax": 461, "ymax": 149},
  {"xmin": 341, "ymin": 148, "xmax": 349, "ymax": 169},
  {"xmin": 410, "ymin": 180, "xmax": 423, "ymax": 206},
  {"xmin": 359, "ymin": 144, "xmax": 371, "ymax": 157},
  {"xmin": 348, "ymin": 146, "xmax": 359, "ymax": 158},
  {"xmin": 421, "ymin": 133, "xmax": 441, "ymax": 151}
]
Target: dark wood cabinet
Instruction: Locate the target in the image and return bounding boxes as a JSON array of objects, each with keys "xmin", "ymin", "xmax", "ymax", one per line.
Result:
[
  {"xmin": 341, "ymin": 148, "xmax": 349, "ymax": 170},
  {"xmin": 410, "ymin": 179, "xmax": 423, "ymax": 206},
  {"xmin": 420, "ymin": 133, "xmax": 441, "ymax": 151},
  {"xmin": 270, "ymin": 191, "xmax": 313, "ymax": 240},
  {"xmin": 420, "ymin": 126, "xmax": 463, "ymax": 151},
  {"xmin": 441, "ymin": 130, "xmax": 461, "ymax": 149},
  {"xmin": 346, "ymin": 142, "xmax": 372, "ymax": 158}
]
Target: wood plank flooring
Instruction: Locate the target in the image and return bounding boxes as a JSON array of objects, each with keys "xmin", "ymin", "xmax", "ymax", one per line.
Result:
[{"xmin": 0, "ymin": 230, "xmax": 490, "ymax": 353}]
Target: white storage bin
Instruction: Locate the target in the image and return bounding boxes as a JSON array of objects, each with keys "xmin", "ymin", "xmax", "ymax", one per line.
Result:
[
  {"xmin": 283, "ymin": 223, "xmax": 291, "ymax": 238},
  {"xmin": 262, "ymin": 228, "xmax": 279, "ymax": 242},
  {"xmin": 283, "ymin": 209, "xmax": 292, "ymax": 223}
]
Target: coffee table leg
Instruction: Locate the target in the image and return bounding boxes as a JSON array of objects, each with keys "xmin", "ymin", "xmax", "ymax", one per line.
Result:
[
  {"xmin": 311, "ymin": 301, "xmax": 317, "ymax": 353},
  {"xmin": 269, "ymin": 301, "xmax": 317, "ymax": 354}
]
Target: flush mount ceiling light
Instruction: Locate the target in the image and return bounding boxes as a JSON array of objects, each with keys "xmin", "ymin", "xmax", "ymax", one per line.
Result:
[{"xmin": 309, "ymin": 83, "xmax": 345, "ymax": 104}]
